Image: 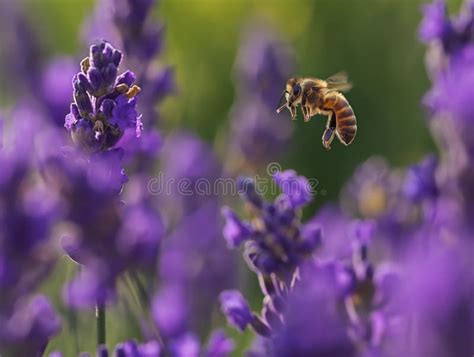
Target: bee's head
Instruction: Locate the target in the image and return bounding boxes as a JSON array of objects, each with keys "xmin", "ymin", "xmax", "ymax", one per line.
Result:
[
  {"xmin": 276, "ymin": 78, "xmax": 302, "ymax": 114},
  {"xmin": 286, "ymin": 78, "xmax": 303, "ymax": 106}
]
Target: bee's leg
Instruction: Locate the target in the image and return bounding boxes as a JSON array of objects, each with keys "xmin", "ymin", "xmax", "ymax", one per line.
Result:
[
  {"xmin": 321, "ymin": 111, "xmax": 336, "ymax": 150},
  {"xmin": 290, "ymin": 106, "xmax": 297, "ymax": 120},
  {"xmin": 301, "ymin": 105, "xmax": 308, "ymax": 121},
  {"xmin": 304, "ymin": 106, "xmax": 312, "ymax": 122},
  {"xmin": 301, "ymin": 96, "xmax": 311, "ymax": 122}
]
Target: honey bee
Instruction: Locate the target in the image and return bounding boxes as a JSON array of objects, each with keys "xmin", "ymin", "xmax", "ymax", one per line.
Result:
[{"xmin": 276, "ymin": 72, "xmax": 357, "ymax": 150}]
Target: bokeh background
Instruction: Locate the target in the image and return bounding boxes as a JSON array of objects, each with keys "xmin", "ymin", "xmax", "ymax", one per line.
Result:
[
  {"xmin": 2, "ymin": 0, "xmax": 449, "ymax": 209},
  {"xmin": 0, "ymin": 0, "xmax": 463, "ymax": 354}
]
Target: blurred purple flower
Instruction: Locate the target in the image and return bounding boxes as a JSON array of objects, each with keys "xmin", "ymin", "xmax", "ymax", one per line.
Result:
[
  {"xmin": 42, "ymin": 147, "xmax": 162, "ymax": 307},
  {"xmin": 0, "ymin": 295, "xmax": 61, "ymax": 356},
  {"xmin": 159, "ymin": 131, "xmax": 222, "ymax": 217},
  {"xmin": 205, "ymin": 329, "xmax": 234, "ymax": 357},
  {"xmin": 234, "ymin": 22, "xmax": 295, "ymax": 108},
  {"xmin": 389, "ymin": 243, "xmax": 474, "ymax": 357},
  {"xmin": 52, "ymin": 340, "xmax": 161, "ymax": 357},
  {"xmin": 63, "ymin": 261, "xmax": 117, "ymax": 308},
  {"xmin": 404, "ymin": 154, "xmax": 439, "ymax": 202},
  {"xmin": 341, "ymin": 157, "xmax": 422, "ymax": 250},
  {"xmin": 168, "ymin": 333, "xmax": 200, "ymax": 357},
  {"xmin": 0, "ymin": 0, "xmax": 43, "ymax": 96},
  {"xmin": 228, "ymin": 22, "xmax": 294, "ymax": 168},
  {"xmin": 114, "ymin": 340, "xmax": 161, "ymax": 357},
  {"xmin": 228, "ymin": 101, "xmax": 292, "ymax": 169},
  {"xmin": 159, "ymin": 200, "xmax": 235, "ymax": 334},
  {"xmin": 40, "ymin": 57, "xmax": 79, "ymax": 126},
  {"xmin": 305, "ymin": 204, "xmax": 353, "ymax": 260},
  {"xmin": 152, "ymin": 285, "xmax": 188, "ymax": 339},
  {"xmin": 272, "ymin": 262, "xmax": 356, "ymax": 357},
  {"xmin": 0, "ymin": 155, "xmax": 58, "ymax": 304},
  {"xmin": 419, "ymin": 0, "xmax": 452, "ymax": 44},
  {"xmin": 341, "ymin": 157, "xmax": 400, "ymax": 220},
  {"xmin": 273, "ymin": 169, "xmax": 312, "ymax": 209},
  {"xmin": 221, "ymin": 206, "xmax": 252, "ymax": 248},
  {"xmin": 219, "ymin": 290, "xmax": 253, "ymax": 331},
  {"xmin": 421, "ymin": 0, "xmax": 474, "ymax": 233},
  {"xmin": 116, "ymin": 126, "xmax": 162, "ymax": 165},
  {"xmin": 0, "ymin": 106, "xmax": 62, "ymax": 356}
]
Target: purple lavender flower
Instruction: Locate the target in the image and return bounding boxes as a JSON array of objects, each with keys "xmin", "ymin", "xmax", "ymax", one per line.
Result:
[
  {"xmin": 114, "ymin": 340, "xmax": 161, "ymax": 357},
  {"xmin": 388, "ymin": 243, "xmax": 474, "ymax": 357},
  {"xmin": 159, "ymin": 200, "xmax": 235, "ymax": 335},
  {"xmin": 273, "ymin": 169, "xmax": 312, "ymax": 209},
  {"xmin": 205, "ymin": 329, "xmax": 234, "ymax": 357},
  {"xmin": 228, "ymin": 101, "xmax": 293, "ymax": 169},
  {"xmin": 419, "ymin": 0, "xmax": 453, "ymax": 44},
  {"xmin": 0, "ymin": 117, "xmax": 61, "ymax": 352},
  {"xmin": 168, "ymin": 333, "xmax": 200, "ymax": 357},
  {"xmin": 420, "ymin": 0, "xmax": 474, "ymax": 233},
  {"xmin": 111, "ymin": 0, "xmax": 163, "ymax": 63},
  {"xmin": 219, "ymin": 290, "xmax": 254, "ymax": 331},
  {"xmin": 221, "ymin": 206, "xmax": 252, "ymax": 248},
  {"xmin": 272, "ymin": 262, "xmax": 356, "ymax": 357},
  {"xmin": 159, "ymin": 131, "xmax": 222, "ymax": 216},
  {"xmin": 228, "ymin": 22, "xmax": 294, "ymax": 168},
  {"xmin": 152, "ymin": 285, "xmax": 236, "ymax": 356},
  {"xmin": 419, "ymin": 0, "xmax": 474, "ymax": 58},
  {"xmin": 0, "ymin": 0, "xmax": 43, "ymax": 97},
  {"xmin": 42, "ymin": 147, "xmax": 162, "ymax": 307},
  {"xmin": 234, "ymin": 22, "xmax": 295, "ymax": 108},
  {"xmin": 40, "ymin": 57, "xmax": 79, "ymax": 126},
  {"xmin": 152, "ymin": 285, "xmax": 188, "ymax": 339},
  {"xmin": 223, "ymin": 170, "xmax": 319, "ymax": 278},
  {"xmin": 219, "ymin": 170, "xmax": 323, "ymax": 341},
  {"xmin": 341, "ymin": 156, "xmax": 424, "ymax": 251},
  {"xmin": 0, "ymin": 107, "xmax": 62, "ymax": 357},
  {"xmin": 1, "ymin": 295, "xmax": 61, "ymax": 356},
  {"xmin": 51, "ymin": 340, "xmax": 161, "ymax": 357},
  {"xmin": 0, "ymin": 154, "xmax": 59, "ymax": 307},
  {"xmin": 85, "ymin": 0, "xmax": 174, "ymax": 128},
  {"xmin": 86, "ymin": 0, "xmax": 161, "ymax": 65},
  {"xmin": 404, "ymin": 154, "xmax": 439, "ymax": 202},
  {"xmin": 65, "ymin": 41, "xmax": 143, "ymax": 153},
  {"xmin": 303, "ymin": 204, "xmax": 353, "ymax": 259}
]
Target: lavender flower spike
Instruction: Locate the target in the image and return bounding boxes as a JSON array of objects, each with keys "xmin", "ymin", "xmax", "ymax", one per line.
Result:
[
  {"xmin": 223, "ymin": 170, "xmax": 319, "ymax": 278},
  {"xmin": 65, "ymin": 40, "xmax": 142, "ymax": 153},
  {"xmin": 219, "ymin": 290, "xmax": 254, "ymax": 331}
]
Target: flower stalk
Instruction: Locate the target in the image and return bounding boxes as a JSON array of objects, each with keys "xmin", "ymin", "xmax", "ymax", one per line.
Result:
[{"xmin": 96, "ymin": 302, "xmax": 106, "ymax": 346}]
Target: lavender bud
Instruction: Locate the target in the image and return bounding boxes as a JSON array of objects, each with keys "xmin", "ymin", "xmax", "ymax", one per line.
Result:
[
  {"xmin": 112, "ymin": 50, "xmax": 122, "ymax": 67},
  {"xmin": 88, "ymin": 67, "xmax": 103, "ymax": 92},
  {"xmin": 221, "ymin": 206, "xmax": 252, "ymax": 248},
  {"xmin": 116, "ymin": 70, "xmax": 136, "ymax": 87},
  {"xmin": 102, "ymin": 63, "xmax": 118, "ymax": 87},
  {"xmin": 219, "ymin": 290, "xmax": 254, "ymax": 331}
]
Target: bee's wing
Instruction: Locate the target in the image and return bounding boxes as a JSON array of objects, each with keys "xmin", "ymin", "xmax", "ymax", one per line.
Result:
[{"xmin": 326, "ymin": 71, "xmax": 352, "ymax": 92}]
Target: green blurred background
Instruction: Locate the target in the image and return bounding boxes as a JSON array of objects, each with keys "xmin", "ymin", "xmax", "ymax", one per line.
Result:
[{"xmin": 6, "ymin": 0, "xmax": 464, "ymax": 353}]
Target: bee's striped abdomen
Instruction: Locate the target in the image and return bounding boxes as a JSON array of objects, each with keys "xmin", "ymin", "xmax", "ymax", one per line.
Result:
[{"xmin": 324, "ymin": 92, "xmax": 357, "ymax": 146}]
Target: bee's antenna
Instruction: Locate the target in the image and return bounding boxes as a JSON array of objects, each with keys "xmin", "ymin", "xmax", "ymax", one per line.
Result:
[{"xmin": 276, "ymin": 90, "xmax": 289, "ymax": 114}]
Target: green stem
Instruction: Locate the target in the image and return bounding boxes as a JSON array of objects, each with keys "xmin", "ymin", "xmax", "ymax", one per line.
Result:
[{"xmin": 96, "ymin": 302, "xmax": 106, "ymax": 346}]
